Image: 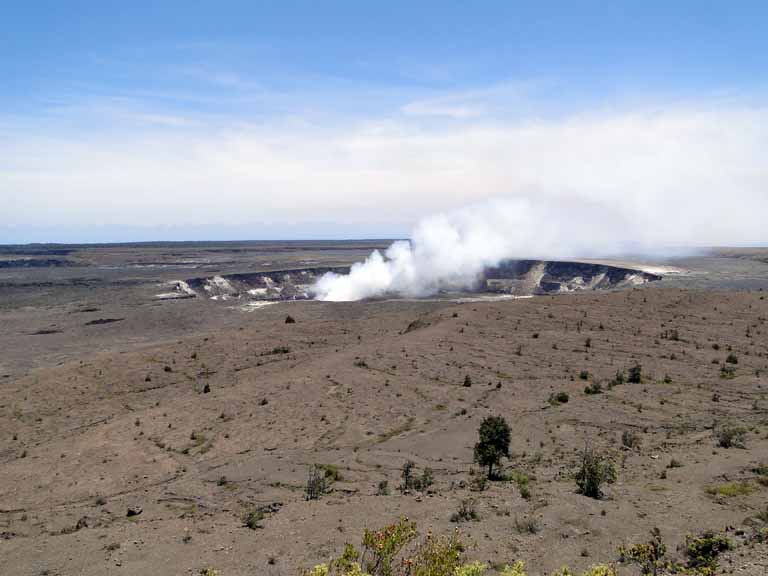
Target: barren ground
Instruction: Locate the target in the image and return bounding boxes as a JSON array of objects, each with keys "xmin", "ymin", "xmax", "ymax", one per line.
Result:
[{"xmin": 1, "ymin": 243, "xmax": 767, "ymax": 575}]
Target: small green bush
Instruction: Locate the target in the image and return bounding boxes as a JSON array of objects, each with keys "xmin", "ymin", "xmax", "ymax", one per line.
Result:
[
  {"xmin": 575, "ymin": 446, "xmax": 616, "ymax": 499},
  {"xmin": 584, "ymin": 381, "xmax": 603, "ymax": 395},
  {"xmin": 549, "ymin": 391, "xmax": 570, "ymax": 406},
  {"xmin": 242, "ymin": 509, "xmax": 264, "ymax": 530},
  {"xmin": 450, "ymin": 498, "xmax": 479, "ymax": 523},
  {"xmin": 621, "ymin": 430, "xmax": 641, "ymax": 449},
  {"xmin": 627, "ymin": 363, "xmax": 642, "ymax": 384},
  {"xmin": 716, "ymin": 425, "xmax": 747, "ymax": 448},
  {"xmin": 618, "ymin": 527, "xmax": 666, "ymax": 576},
  {"xmin": 719, "ymin": 364, "xmax": 736, "ymax": 379},
  {"xmin": 684, "ymin": 532, "xmax": 732, "ymax": 572},
  {"xmin": 305, "ymin": 464, "xmax": 328, "ymax": 500}
]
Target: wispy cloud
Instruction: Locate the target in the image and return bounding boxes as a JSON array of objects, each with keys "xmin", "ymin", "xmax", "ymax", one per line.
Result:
[{"xmin": 2, "ymin": 90, "xmax": 767, "ymax": 245}]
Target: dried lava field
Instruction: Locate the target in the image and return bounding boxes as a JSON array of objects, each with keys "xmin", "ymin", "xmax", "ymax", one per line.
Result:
[{"xmin": 1, "ymin": 243, "xmax": 768, "ymax": 575}]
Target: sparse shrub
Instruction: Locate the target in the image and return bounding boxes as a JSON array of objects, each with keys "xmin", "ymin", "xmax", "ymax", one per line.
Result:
[
  {"xmin": 469, "ymin": 471, "xmax": 488, "ymax": 492},
  {"xmin": 549, "ymin": 391, "xmax": 569, "ymax": 406},
  {"xmin": 610, "ymin": 370, "xmax": 625, "ymax": 387},
  {"xmin": 285, "ymin": 315, "xmax": 296, "ymax": 324},
  {"xmin": 719, "ymin": 364, "xmax": 736, "ymax": 379},
  {"xmin": 450, "ymin": 498, "xmax": 479, "ymax": 523},
  {"xmin": 413, "ymin": 467, "xmax": 433, "ymax": 492},
  {"xmin": 242, "ymin": 508, "xmax": 264, "ymax": 530},
  {"xmin": 716, "ymin": 425, "xmax": 747, "ymax": 448},
  {"xmin": 499, "ymin": 468, "xmax": 533, "ymax": 498},
  {"xmin": 684, "ymin": 532, "xmax": 732, "ymax": 572},
  {"xmin": 301, "ymin": 519, "xmax": 625, "ymax": 576},
  {"xmin": 454, "ymin": 562, "xmax": 488, "ymax": 576},
  {"xmin": 725, "ymin": 353, "xmax": 738, "ymax": 364},
  {"xmin": 551, "ymin": 566, "xmax": 617, "ymax": 576},
  {"xmin": 621, "ymin": 430, "xmax": 641, "ymax": 450},
  {"xmin": 359, "ymin": 517, "xmax": 418, "ymax": 575},
  {"xmin": 584, "ymin": 381, "xmax": 603, "ymax": 395},
  {"xmin": 499, "ymin": 561, "xmax": 527, "ymax": 576},
  {"xmin": 474, "ymin": 416, "xmax": 511, "ymax": 479},
  {"xmin": 463, "ymin": 374, "xmax": 473, "ymax": 387},
  {"xmin": 618, "ymin": 527, "xmax": 666, "ymax": 575},
  {"xmin": 575, "ymin": 446, "xmax": 616, "ymax": 499},
  {"xmin": 579, "ymin": 370, "xmax": 590, "ymax": 380},
  {"xmin": 305, "ymin": 464, "xmax": 328, "ymax": 500},
  {"xmin": 514, "ymin": 515, "xmax": 540, "ymax": 534},
  {"xmin": 627, "ymin": 363, "xmax": 642, "ymax": 384},
  {"xmin": 400, "ymin": 460, "xmax": 416, "ymax": 492},
  {"xmin": 319, "ymin": 464, "xmax": 343, "ymax": 483},
  {"xmin": 376, "ymin": 480, "xmax": 389, "ymax": 496}
]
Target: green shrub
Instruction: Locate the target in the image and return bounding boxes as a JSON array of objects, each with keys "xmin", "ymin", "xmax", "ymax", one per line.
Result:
[
  {"xmin": 618, "ymin": 527, "xmax": 666, "ymax": 575},
  {"xmin": 242, "ymin": 509, "xmax": 264, "ymax": 530},
  {"xmin": 575, "ymin": 446, "xmax": 616, "ymax": 499},
  {"xmin": 627, "ymin": 363, "xmax": 642, "ymax": 384},
  {"xmin": 305, "ymin": 464, "xmax": 328, "ymax": 500},
  {"xmin": 549, "ymin": 391, "xmax": 569, "ymax": 406},
  {"xmin": 720, "ymin": 364, "xmax": 736, "ymax": 379},
  {"xmin": 609, "ymin": 370, "xmax": 626, "ymax": 387},
  {"xmin": 716, "ymin": 425, "xmax": 747, "ymax": 448},
  {"xmin": 684, "ymin": 532, "xmax": 732, "ymax": 572},
  {"xmin": 584, "ymin": 382, "xmax": 603, "ymax": 395},
  {"xmin": 450, "ymin": 498, "xmax": 478, "ymax": 523},
  {"xmin": 621, "ymin": 430, "xmax": 641, "ymax": 449},
  {"xmin": 319, "ymin": 464, "xmax": 343, "ymax": 483}
]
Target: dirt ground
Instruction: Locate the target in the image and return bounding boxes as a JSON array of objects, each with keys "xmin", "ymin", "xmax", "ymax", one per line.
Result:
[{"xmin": 1, "ymin": 245, "xmax": 768, "ymax": 575}]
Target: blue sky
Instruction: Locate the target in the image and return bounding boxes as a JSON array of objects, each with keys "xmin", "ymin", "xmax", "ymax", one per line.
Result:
[{"xmin": 2, "ymin": 2, "xmax": 767, "ymax": 244}]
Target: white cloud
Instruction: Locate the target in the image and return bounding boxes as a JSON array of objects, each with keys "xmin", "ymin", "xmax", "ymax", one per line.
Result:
[{"xmin": 1, "ymin": 98, "xmax": 767, "ymax": 245}]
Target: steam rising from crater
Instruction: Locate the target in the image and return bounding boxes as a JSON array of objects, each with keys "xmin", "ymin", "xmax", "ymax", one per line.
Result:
[{"xmin": 312, "ymin": 197, "xmax": 641, "ymax": 301}]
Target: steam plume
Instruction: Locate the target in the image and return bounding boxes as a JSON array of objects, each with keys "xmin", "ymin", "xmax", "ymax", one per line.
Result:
[{"xmin": 312, "ymin": 197, "xmax": 643, "ymax": 301}]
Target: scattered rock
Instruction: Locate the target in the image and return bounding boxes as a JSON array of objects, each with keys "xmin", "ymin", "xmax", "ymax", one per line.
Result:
[{"xmin": 126, "ymin": 506, "xmax": 143, "ymax": 517}]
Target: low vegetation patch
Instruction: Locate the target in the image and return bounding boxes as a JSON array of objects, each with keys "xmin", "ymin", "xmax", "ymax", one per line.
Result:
[
  {"xmin": 706, "ymin": 480, "xmax": 755, "ymax": 498},
  {"xmin": 548, "ymin": 391, "xmax": 569, "ymax": 406},
  {"xmin": 301, "ymin": 518, "xmax": 616, "ymax": 576}
]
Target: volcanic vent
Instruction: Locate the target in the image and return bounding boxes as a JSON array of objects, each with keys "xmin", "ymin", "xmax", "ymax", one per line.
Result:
[{"xmin": 161, "ymin": 260, "xmax": 660, "ymax": 302}]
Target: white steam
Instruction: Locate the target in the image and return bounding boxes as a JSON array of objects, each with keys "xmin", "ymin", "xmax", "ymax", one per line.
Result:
[{"xmin": 312, "ymin": 196, "xmax": 650, "ymax": 301}]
